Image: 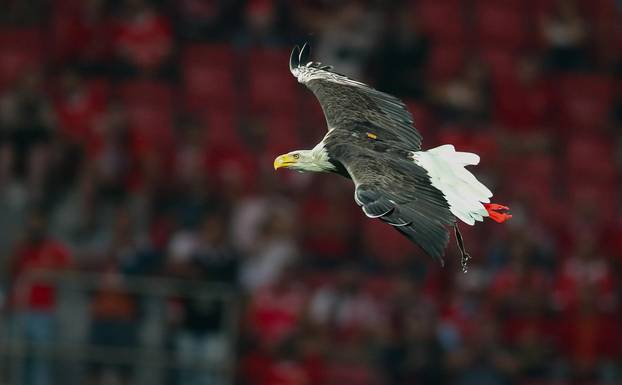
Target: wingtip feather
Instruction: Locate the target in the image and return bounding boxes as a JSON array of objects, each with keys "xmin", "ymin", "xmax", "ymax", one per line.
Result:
[{"xmin": 290, "ymin": 45, "xmax": 300, "ymax": 72}]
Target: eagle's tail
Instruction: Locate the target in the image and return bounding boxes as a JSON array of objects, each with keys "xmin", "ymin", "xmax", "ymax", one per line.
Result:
[{"xmin": 411, "ymin": 144, "xmax": 511, "ymax": 225}]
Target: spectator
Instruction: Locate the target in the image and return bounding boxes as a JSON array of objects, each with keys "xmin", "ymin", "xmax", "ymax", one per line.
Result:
[
  {"xmin": 370, "ymin": 5, "xmax": 430, "ymax": 99},
  {"xmin": 247, "ymin": 265, "xmax": 308, "ymax": 346},
  {"xmin": 49, "ymin": 169, "xmax": 115, "ymax": 267},
  {"xmin": 9, "ymin": 210, "xmax": 73, "ymax": 385},
  {"xmin": 239, "ymin": 209, "xmax": 299, "ymax": 291},
  {"xmin": 308, "ymin": 266, "xmax": 386, "ymax": 338},
  {"xmin": 553, "ymin": 233, "xmax": 615, "ymax": 312},
  {"xmin": 313, "ymin": 1, "xmax": 383, "ymax": 80},
  {"xmin": 111, "ymin": 0, "xmax": 173, "ymax": 77},
  {"xmin": 89, "ymin": 103, "xmax": 132, "ymax": 198},
  {"xmin": 558, "ymin": 288, "xmax": 622, "ymax": 382},
  {"xmin": 87, "ymin": 205, "xmax": 156, "ymax": 383},
  {"xmin": 430, "ymin": 58, "xmax": 492, "ymax": 125},
  {"xmin": 0, "ymin": 71, "xmax": 56, "ymax": 200},
  {"xmin": 449, "ymin": 316, "xmax": 517, "ymax": 385},
  {"xmin": 540, "ymin": 0, "xmax": 591, "ymax": 71},
  {"xmin": 236, "ymin": 0, "xmax": 289, "ymax": 47},
  {"xmin": 52, "ymin": 70, "xmax": 106, "ymax": 146},
  {"xmin": 50, "ymin": 0, "xmax": 112, "ymax": 73},
  {"xmin": 495, "ymin": 56, "xmax": 554, "ymax": 142},
  {"xmin": 166, "ymin": 213, "xmax": 237, "ymax": 385},
  {"xmin": 88, "ymin": 260, "xmax": 139, "ymax": 385}
]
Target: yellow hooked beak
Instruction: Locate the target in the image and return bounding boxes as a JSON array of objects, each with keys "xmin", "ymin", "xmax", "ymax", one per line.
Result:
[{"xmin": 274, "ymin": 154, "xmax": 297, "ymax": 170}]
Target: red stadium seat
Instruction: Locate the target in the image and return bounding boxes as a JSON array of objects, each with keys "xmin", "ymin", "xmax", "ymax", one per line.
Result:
[
  {"xmin": 246, "ymin": 48, "xmax": 289, "ymax": 71},
  {"xmin": 556, "ymin": 74, "xmax": 614, "ymax": 131},
  {"xmin": 181, "ymin": 44, "xmax": 237, "ymax": 111},
  {"xmin": 435, "ymin": 126, "xmax": 471, "ymax": 149},
  {"xmin": 415, "ymin": 0, "xmax": 467, "ymax": 45},
  {"xmin": 565, "ymin": 135, "xmax": 618, "ymax": 182},
  {"xmin": 118, "ymin": 79, "xmax": 174, "ymax": 108},
  {"xmin": 120, "ymin": 82, "xmax": 175, "ymax": 157},
  {"xmin": 126, "ymin": 104, "xmax": 174, "ymax": 155},
  {"xmin": 0, "ymin": 27, "xmax": 43, "ymax": 90},
  {"xmin": 361, "ymin": 220, "xmax": 419, "ymax": 265},
  {"xmin": 264, "ymin": 112, "xmax": 300, "ymax": 155},
  {"xmin": 183, "ymin": 62, "xmax": 236, "ymax": 111},
  {"xmin": 202, "ymin": 109, "xmax": 242, "ymax": 148},
  {"xmin": 182, "ymin": 43, "xmax": 235, "ymax": 68},
  {"xmin": 299, "ymin": 93, "xmax": 327, "ymax": 147},
  {"xmin": 530, "ymin": 0, "xmax": 556, "ymax": 19},
  {"xmin": 479, "ymin": 49, "xmax": 518, "ymax": 86},
  {"xmin": 364, "ymin": 276, "xmax": 395, "ymax": 301},
  {"xmin": 568, "ymin": 181, "xmax": 619, "ymax": 219},
  {"xmin": 405, "ymin": 100, "xmax": 436, "ymax": 139},
  {"xmin": 474, "ymin": 1, "xmax": 528, "ymax": 50},
  {"xmin": 427, "ymin": 44, "xmax": 465, "ymax": 81},
  {"xmin": 244, "ymin": 48, "xmax": 298, "ymax": 113},
  {"xmin": 504, "ymin": 154, "xmax": 557, "ymax": 199},
  {"xmin": 577, "ymin": 0, "xmax": 620, "ymax": 21}
]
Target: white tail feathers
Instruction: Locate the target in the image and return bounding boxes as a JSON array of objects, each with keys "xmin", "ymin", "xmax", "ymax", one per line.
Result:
[{"xmin": 412, "ymin": 144, "xmax": 492, "ymax": 225}]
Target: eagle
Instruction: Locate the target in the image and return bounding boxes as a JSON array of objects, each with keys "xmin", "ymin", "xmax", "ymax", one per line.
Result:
[{"xmin": 274, "ymin": 44, "xmax": 511, "ymax": 268}]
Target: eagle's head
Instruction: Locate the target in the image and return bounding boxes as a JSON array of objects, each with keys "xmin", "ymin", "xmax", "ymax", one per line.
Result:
[{"xmin": 274, "ymin": 147, "xmax": 335, "ymax": 173}]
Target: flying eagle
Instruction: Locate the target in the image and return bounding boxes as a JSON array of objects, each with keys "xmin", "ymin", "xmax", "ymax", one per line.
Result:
[{"xmin": 274, "ymin": 44, "xmax": 511, "ymax": 267}]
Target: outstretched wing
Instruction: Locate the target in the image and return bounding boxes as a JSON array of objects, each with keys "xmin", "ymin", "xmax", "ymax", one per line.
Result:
[
  {"xmin": 324, "ymin": 130, "xmax": 456, "ymax": 262},
  {"xmin": 290, "ymin": 44, "xmax": 422, "ymax": 151}
]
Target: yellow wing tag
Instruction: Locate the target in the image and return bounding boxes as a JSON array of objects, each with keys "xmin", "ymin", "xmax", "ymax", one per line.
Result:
[{"xmin": 366, "ymin": 133, "xmax": 377, "ymax": 140}]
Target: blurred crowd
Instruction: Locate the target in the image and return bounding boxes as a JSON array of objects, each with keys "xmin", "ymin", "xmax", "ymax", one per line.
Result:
[{"xmin": 0, "ymin": 0, "xmax": 622, "ymax": 384}]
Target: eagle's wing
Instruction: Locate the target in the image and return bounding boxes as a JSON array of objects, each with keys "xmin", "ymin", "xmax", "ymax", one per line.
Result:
[
  {"xmin": 289, "ymin": 44, "xmax": 422, "ymax": 151},
  {"xmin": 324, "ymin": 130, "xmax": 456, "ymax": 262}
]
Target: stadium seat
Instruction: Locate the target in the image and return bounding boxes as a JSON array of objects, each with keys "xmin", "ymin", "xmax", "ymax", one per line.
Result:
[
  {"xmin": 555, "ymin": 74, "xmax": 614, "ymax": 131},
  {"xmin": 578, "ymin": 0, "xmax": 619, "ymax": 21},
  {"xmin": 435, "ymin": 126, "xmax": 474, "ymax": 151},
  {"xmin": 504, "ymin": 154, "xmax": 556, "ymax": 199},
  {"xmin": 361, "ymin": 219, "xmax": 419, "ymax": 265},
  {"xmin": 182, "ymin": 43, "xmax": 235, "ymax": 68},
  {"xmin": 364, "ymin": 276, "xmax": 396, "ymax": 301},
  {"xmin": 244, "ymin": 48, "xmax": 298, "ymax": 113},
  {"xmin": 479, "ymin": 49, "xmax": 518, "ymax": 86},
  {"xmin": 434, "ymin": 126, "xmax": 499, "ymax": 159},
  {"xmin": 474, "ymin": 1, "xmax": 528, "ymax": 50},
  {"xmin": 120, "ymin": 80, "xmax": 175, "ymax": 158},
  {"xmin": 117, "ymin": 80, "xmax": 175, "ymax": 156},
  {"xmin": 202, "ymin": 109, "xmax": 243, "ymax": 148},
  {"xmin": 299, "ymin": 93, "xmax": 327, "ymax": 147},
  {"xmin": 565, "ymin": 135, "xmax": 618, "ymax": 182},
  {"xmin": 118, "ymin": 79, "xmax": 174, "ymax": 108},
  {"xmin": 126, "ymin": 104, "xmax": 174, "ymax": 156},
  {"xmin": 181, "ymin": 44, "xmax": 237, "ymax": 111},
  {"xmin": 263, "ymin": 112, "xmax": 300, "ymax": 155},
  {"xmin": 183, "ymin": 62, "xmax": 236, "ymax": 112},
  {"xmin": 427, "ymin": 44, "xmax": 465, "ymax": 81},
  {"xmin": 0, "ymin": 27, "xmax": 43, "ymax": 90},
  {"xmin": 415, "ymin": 0, "xmax": 467, "ymax": 45},
  {"xmin": 405, "ymin": 100, "xmax": 436, "ymax": 139},
  {"xmin": 53, "ymin": 77, "xmax": 110, "ymax": 144},
  {"xmin": 326, "ymin": 362, "xmax": 380, "ymax": 385}
]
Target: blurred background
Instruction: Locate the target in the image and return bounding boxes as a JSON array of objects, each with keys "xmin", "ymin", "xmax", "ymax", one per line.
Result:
[{"xmin": 0, "ymin": 0, "xmax": 621, "ymax": 384}]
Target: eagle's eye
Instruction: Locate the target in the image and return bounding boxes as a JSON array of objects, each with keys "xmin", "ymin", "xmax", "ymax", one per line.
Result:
[{"xmin": 293, "ymin": 153, "xmax": 300, "ymax": 159}]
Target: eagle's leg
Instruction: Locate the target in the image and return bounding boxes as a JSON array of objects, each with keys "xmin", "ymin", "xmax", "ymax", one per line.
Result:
[{"xmin": 454, "ymin": 225, "xmax": 471, "ymax": 273}]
